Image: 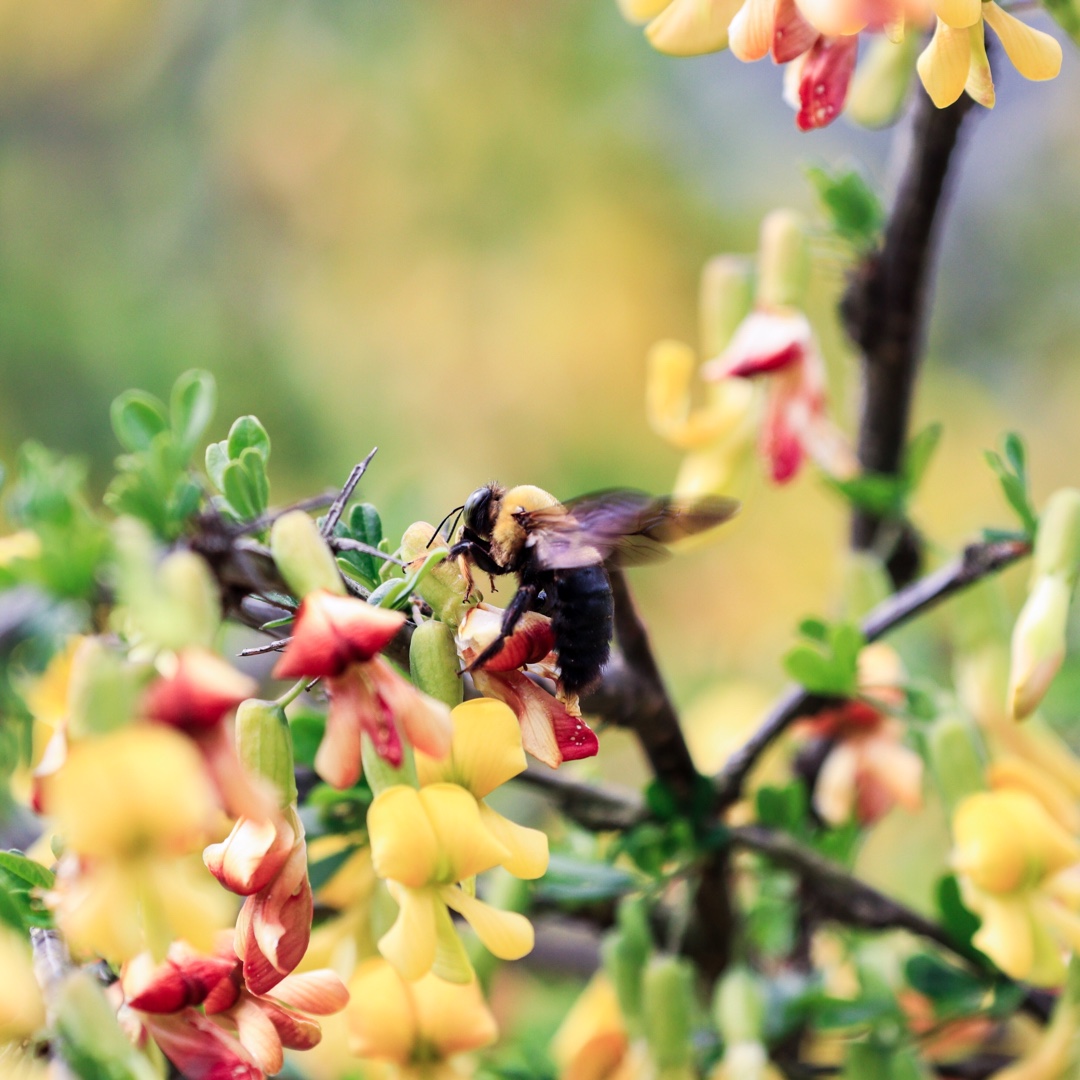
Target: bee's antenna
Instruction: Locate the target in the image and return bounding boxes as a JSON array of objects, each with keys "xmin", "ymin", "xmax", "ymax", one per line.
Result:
[{"xmin": 427, "ymin": 505, "xmax": 465, "ymax": 548}]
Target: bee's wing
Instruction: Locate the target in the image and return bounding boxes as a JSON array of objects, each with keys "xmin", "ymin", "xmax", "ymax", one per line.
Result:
[{"xmin": 520, "ymin": 490, "xmax": 739, "ymax": 570}]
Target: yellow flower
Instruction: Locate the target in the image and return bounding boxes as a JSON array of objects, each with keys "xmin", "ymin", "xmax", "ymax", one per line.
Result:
[
  {"xmin": 917, "ymin": 4, "xmax": 1062, "ymax": 109},
  {"xmin": 416, "ymin": 699, "xmax": 549, "ymax": 881},
  {"xmin": 952, "ymin": 789, "xmax": 1080, "ymax": 986},
  {"xmin": 367, "ymin": 783, "xmax": 535, "ymax": 981},
  {"xmin": 551, "ymin": 972, "xmax": 645, "ymax": 1080},
  {"xmin": 346, "ymin": 958, "xmax": 497, "ymax": 1077},
  {"xmin": 42, "ymin": 724, "xmax": 235, "ymax": 962},
  {"xmin": 0, "ymin": 927, "xmax": 45, "ymax": 1044}
]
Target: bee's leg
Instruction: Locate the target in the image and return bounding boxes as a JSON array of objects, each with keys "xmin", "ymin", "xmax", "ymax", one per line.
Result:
[
  {"xmin": 448, "ymin": 539, "xmax": 503, "ymax": 602},
  {"xmin": 465, "ymin": 582, "xmax": 540, "ymax": 672}
]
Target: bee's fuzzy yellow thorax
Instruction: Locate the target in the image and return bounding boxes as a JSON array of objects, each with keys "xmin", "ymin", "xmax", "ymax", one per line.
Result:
[{"xmin": 491, "ymin": 485, "xmax": 562, "ymax": 565}]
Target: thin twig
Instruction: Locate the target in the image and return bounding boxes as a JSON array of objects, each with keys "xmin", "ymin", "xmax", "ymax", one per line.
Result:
[
  {"xmin": 331, "ymin": 537, "xmax": 406, "ymax": 565},
  {"xmin": 239, "ymin": 638, "xmax": 291, "ymax": 657},
  {"xmin": 516, "ymin": 764, "xmax": 647, "ymax": 831},
  {"xmin": 713, "ymin": 538, "xmax": 1029, "ymax": 807},
  {"xmin": 322, "ymin": 448, "xmax": 378, "ymax": 537},
  {"xmin": 239, "ymin": 490, "xmax": 338, "ymax": 536},
  {"xmin": 729, "ymin": 825, "xmax": 1053, "ymax": 1023}
]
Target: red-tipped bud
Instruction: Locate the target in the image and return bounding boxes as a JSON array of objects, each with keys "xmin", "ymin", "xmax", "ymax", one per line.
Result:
[
  {"xmin": 143, "ymin": 648, "xmax": 257, "ymax": 732},
  {"xmin": 123, "ymin": 946, "xmax": 238, "ymax": 1014},
  {"xmin": 273, "ymin": 591, "xmax": 405, "ymax": 679},
  {"xmin": 204, "ymin": 815, "xmax": 296, "ymax": 896}
]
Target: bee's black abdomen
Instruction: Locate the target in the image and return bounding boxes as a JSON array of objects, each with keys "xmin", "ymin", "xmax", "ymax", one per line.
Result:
[{"xmin": 551, "ymin": 566, "xmax": 614, "ymax": 695}]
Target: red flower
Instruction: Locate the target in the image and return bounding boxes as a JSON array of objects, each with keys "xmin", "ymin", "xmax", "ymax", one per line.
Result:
[
  {"xmin": 123, "ymin": 940, "xmax": 348, "ymax": 1078},
  {"xmin": 272, "ymin": 591, "xmax": 451, "ymax": 788},
  {"xmin": 457, "ymin": 605, "xmax": 599, "ymax": 768}
]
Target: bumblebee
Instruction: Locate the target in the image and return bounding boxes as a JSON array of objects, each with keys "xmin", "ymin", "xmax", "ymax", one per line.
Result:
[{"xmin": 444, "ymin": 484, "xmax": 738, "ymax": 696}]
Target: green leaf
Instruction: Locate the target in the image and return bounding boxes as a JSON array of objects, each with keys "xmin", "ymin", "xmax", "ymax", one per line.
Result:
[
  {"xmin": 827, "ymin": 473, "xmax": 905, "ymax": 517},
  {"xmin": 985, "ymin": 437, "xmax": 1038, "ymax": 537},
  {"xmin": 110, "ymin": 391, "xmax": 168, "ymax": 453},
  {"xmin": 221, "ymin": 460, "xmax": 258, "ymax": 520},
  {"xmin": 798, "ymin": 617, "xmax": 829, "ymax": 642},
  {"xmin": 830, "ymin": 622, "xmax": 866, "ymax": 681},
  {"xmin": 308, "ymin": 844, "xmax": 360, "ymax": 892},
  {"xmin": 0, "ymin": 883, "xmax": 27, "ymax": 931},
  {"xmin": 904, "ymin": 954, "xmax": 985, "ymax": 1012},
  {"xmin": 936, "ymin": 874, "xmax": 981, "ymax": 951},
  {"xmin": 755, "ymin": 783, "xmax": 809, "ymax": 833},
  {"xmin": 290, "ymin": 711, "xmax": 326, "ymax": 768},
  {"xmin": 170, "ymin": 370, "xmax": 216, "ymax": 459},
  {"xmin": 534, "ymin": 854, "xmax": 638, "ymax": 904},
  {"xmin": 238, "ymin": 447, "xmax": 270, "ymax": 516},
  {"xmin": 227, "ymin": 415, "xmax": 271, "ymax": 464},
  {"xmin": 783, "ymin": 646, "xmax": 847, "ymax": 695},
  {"xmin": 903, "ymin": 423, "xmax": 942, "ymax": 491},
  {"xmin": 205, "ymin": 441, "xmax": 229, "ymax": 491},
  {"xmin": 1004, "ymin": 432, "xmax": 1027, "ymax": 479},
  {"xmin": 0, "ymin": 852, "xmax": 55, "ymax": 890},
  {"xmin": 806, "ymin": 166, "xmax": 884, "ymax": 249}
]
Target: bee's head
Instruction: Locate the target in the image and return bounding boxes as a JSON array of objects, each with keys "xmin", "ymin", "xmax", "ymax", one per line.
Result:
[{"xmin": 463, "ymin": 483, "xmax": 502, "ymax": 539}]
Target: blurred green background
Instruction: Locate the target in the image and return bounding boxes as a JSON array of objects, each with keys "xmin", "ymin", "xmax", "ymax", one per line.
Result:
[{"xmin": 1, "ymin": 0, "xmax": 1078, "ymax": 724}]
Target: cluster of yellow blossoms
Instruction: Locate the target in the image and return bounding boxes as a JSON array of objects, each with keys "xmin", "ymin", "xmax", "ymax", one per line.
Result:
[
  {"xmin": 619, "ymin": 0, "xmax": 1062, "ymax": 128},
  {"xmin": 0, "ymin": 504, "xmax": 573, "ymax": 1079}
]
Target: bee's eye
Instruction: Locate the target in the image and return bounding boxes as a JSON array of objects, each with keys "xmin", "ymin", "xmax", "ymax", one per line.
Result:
[{"xmin": 464, "ymin": 487, "xmax": 493, "ymax": 537}]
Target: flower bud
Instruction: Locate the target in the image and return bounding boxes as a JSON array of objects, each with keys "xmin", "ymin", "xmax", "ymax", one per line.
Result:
[
  {"xmin": 601, "ymin": 897, "xmax": 652, "ymax": 1023},
  {"xmin": 642, "ymin": 955, "xmax": 695, "ymax": 1075},
  {"xmin": 1009, "ymin": 573, "xmax": 1070, "ymax": 720},
  {"xmin": 927, "ymin": 710, "xmax": 986, "ymax": 814},
  {"xmin": 56, "ymin": 970, "xmax": 158, "ymax": 1080},
  {"xmin": 361, "ymin": 731, "xmax": 418, "ymax": 795},
  {"xmin": 68, "ymin": 637, "xmax": 146, "ymax": 737},
  {"xmin": 157, "ymin": 551, "xmax": 221, "ymax": 649},
  {"xmin": 235, "ymin": 698, "xmax": 297, "ymax": 806},
  {"xmin": 756, "ymin": 210, "xmax": 810, "ymax": 310},
  {"xmin": 713, "ymin": 966, "xmax": 766, "ymax": 1046},
  {"xmin": 1034, "ymin": 488, "xmax": 1080, "ymax": 582},
  {"xmin": 845, "ymin": 35, "xmax": 918, "ymax": 130},
  {"xmin": 400, "ymin": 522, "xmax": 472, "ymax": 624},
  {"xmin": 270, "ymin": 510, "xmax": 344, "ymax": 598},
  {"xmin": 410, "ymin": 620, "xmax": 464, "ymax": 710},
  {"xmin": 700, "ymin": 256, "xmax": 755, "ymax": 358}
]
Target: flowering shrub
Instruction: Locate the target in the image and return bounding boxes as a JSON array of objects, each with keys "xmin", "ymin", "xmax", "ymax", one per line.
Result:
[{"xmin": 0, "ymin": 5, "xmax": 1078, "ymax": 1079}]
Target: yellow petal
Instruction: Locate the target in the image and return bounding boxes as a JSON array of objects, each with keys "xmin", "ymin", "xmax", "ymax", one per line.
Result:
[
  {"xmin": 646, "ymin": 0, "xmax": 742, "ymax": 55},
  {"xmin": 968, "ymin": 894, "xmax": 1036, "ymax": 980},
  {"xmin": 728, "ymin": 0, "xmax": 776, "ymax": 61},
  {"xmin": 479, "ymin": 802, "xmax": 550, "ymax": 880},
  {"xmin": 413, "ymin": 972, "xmax": 499, "ymax": 1057},
  {"xmin": 646, "ymin": 340, "xmax": 695, "ymax": 444},
  {"xmin": 551, "ymin": 973, "xmax": 628, "ymax": 1075},
  {"xmin": 378, "ymin": 884, "xmax": 438, "ymax": 981},
  {"xmin": 58, "ymin": 861, "xmax": 144, "ymax": 963},
  {"xmin": 441, "ymin": 886, "xmax": 534, "ymax": 961},
  {"xmin": 916, "ymin": 18, "xmax": 972, "ymax": 107},
  {"xmin": 963, "ymin": 22, "xmax": 995, "ymax": 107},
  {"xmin": 45, "ymin": 725, "xmax": 217, "ymax": 858},
  {"xmin": 419, "ymin": 784, "xmax": 512, "ymax": 882},
  {"xmin": 813, "ymin": 742, "xmax": 859, "ymax": 826},
  {"xmin": 417, "ymin": 698, "xmax": 527, "ymax": 799},
  {"xmin": 794, "ymin": 0, "xmax": 866, "ymax": 36},
  {"xmin": 431, "ymin": 899, "xmax": 476, "ymax": 984},
  {"xmin": 931, "ymin": 0, "xmax": 981, "ymax": 29},
  {"xmin": 984, "ymin": 2, "xmax": 1063, "ymax": 81},
  {"xmin": 368, "ymin": 786, "xmax": 440, "ymax": 887},
  {"xmin": 618, "ymin": 0, "xmax": 673, "ymax": 23},
  {"xmin": 143, "ymin": 856, "xmax": 236, "ymax": 957},
  {"xmin": 346, "ymin": 957, "xmax": 416, "ymax": 1063},
  {"xmin": 0, "ymin": 928, "xmax": 45, "ymax": 1042}
]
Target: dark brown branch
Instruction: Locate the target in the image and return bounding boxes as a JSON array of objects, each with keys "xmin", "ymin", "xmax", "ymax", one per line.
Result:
[
  {"xmin": 729, "ymin": 825, "xmax": 1052, "ymax": 1023},
  {"xmin": 516, "ymin": 764, "xmax": 647, "ymax": 831},
  {"xmin": 713, "ymin": 538, "xmax": 1029, "ymax": 807},
  {"xmin": 590, "ymin": 569, "xmax": 702, "ymax": 804},
  {"xmin": 842, "ymin": 88, "xmax": 977, "ymax": 583}
]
